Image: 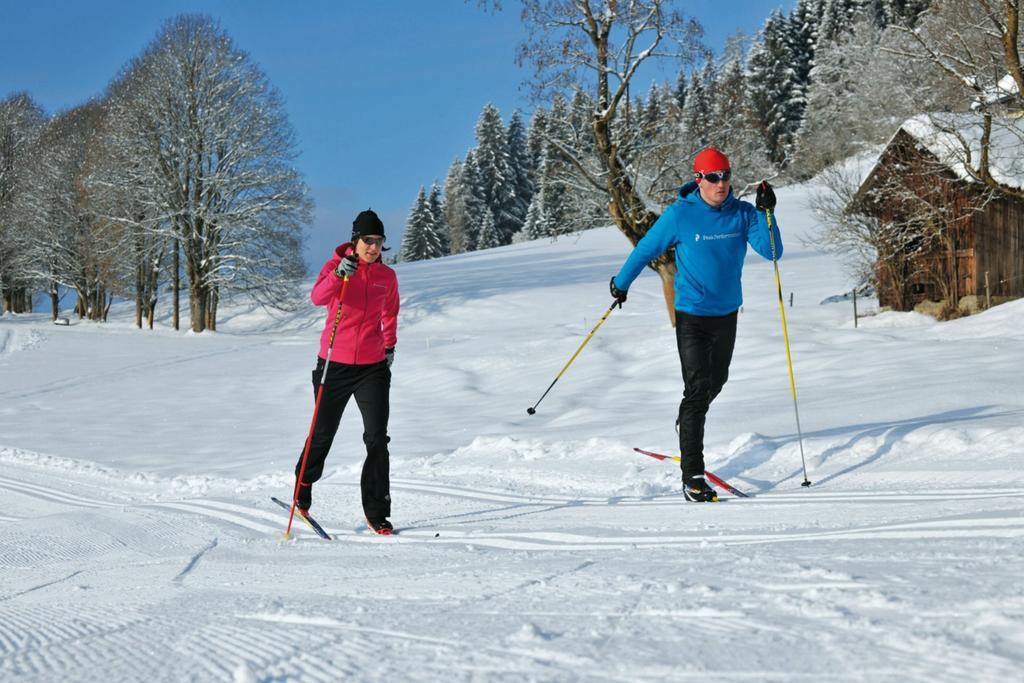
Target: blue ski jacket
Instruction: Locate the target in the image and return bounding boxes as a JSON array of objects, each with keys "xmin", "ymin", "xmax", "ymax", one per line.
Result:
[{"xmin": 612, "ymin": 182, "xmax": 782, "ymax": 316}]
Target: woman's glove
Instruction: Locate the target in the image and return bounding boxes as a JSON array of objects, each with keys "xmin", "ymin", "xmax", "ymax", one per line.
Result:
[{"xmin": 335, "ymin": 255, "xmax": 359, "ymax": 278}]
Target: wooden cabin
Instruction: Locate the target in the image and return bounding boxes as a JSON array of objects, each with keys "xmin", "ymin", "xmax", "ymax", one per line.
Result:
[{"xmin": 852, "ymin": 114, "xmax": 1024, "ymax": 311}]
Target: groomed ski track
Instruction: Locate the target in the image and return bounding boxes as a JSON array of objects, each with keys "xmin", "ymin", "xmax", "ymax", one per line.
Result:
[{"xmin": 1, "ymin": 456, "xmax": 1023, "ymax": 681}]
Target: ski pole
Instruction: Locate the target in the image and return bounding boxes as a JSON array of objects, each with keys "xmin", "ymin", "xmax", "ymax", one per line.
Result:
[
  {"xmin": 527, "ymin": 300, "xmax": 617, "ymax": 415},
  {"xmin": 286, "ymin": 275, "xmax": 350, "ymax": 538},
  {"xmin": 765, "ymin": 204, "xmax": 811, "ymax": 488}
]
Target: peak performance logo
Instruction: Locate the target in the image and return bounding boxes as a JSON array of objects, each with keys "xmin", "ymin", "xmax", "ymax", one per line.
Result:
[{"xmin": 695, "ymin": 232, "xmax": 740, "ymax": 242}]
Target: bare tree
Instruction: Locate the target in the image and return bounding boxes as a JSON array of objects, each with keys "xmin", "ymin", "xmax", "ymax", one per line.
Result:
[
  {"xmin": 15, "ymin": 102, "xmax": 123, "ymax": 321},
  {"xmin": 104, "ymin": 15, "xmax": 311, "ymax": 332},
  {"xmin": 88, "ymin": 69, "xmax": 169, "ymax": 329},
  {"xmin": 795, "ymin": 15, "xmax": 959, "ymax": 178},
  {"xmin": 889, "ymin": 0, "xmax": 1024, "ymax": 199},
  {"xmin": 813, "ymin": 160, "xmax": 938, "ymax": 311},
  {"xmin": 0, "ymin": 93, "xmax": 45, "ymax": 314},
  {"xmin": 517, "ymin": 0, "xmax": 705, "ymax": 324}
]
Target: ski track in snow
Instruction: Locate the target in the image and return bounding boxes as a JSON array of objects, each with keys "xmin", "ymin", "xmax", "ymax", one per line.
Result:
[
  {"xmin": 3, "ymin": 469, "xmax": 1024, "ymax": 550},
  {"xmin": 1, "ymin": 459, "xmax": 1023, "ymax": 680}
]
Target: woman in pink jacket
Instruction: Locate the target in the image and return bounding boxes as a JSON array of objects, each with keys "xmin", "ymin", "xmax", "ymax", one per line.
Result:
[{"xmin": 295, "ymin": 209, "xmax": 400, "ymax": 534}]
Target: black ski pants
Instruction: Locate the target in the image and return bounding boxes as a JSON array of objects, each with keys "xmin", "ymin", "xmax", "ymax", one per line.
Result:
[
  {"xmin": 676, "ymin": 310, "xmax": 738, "ymax": 481},
  {"xmin": 295, "ymin": 358, "xmax": 391, "ymax": 521}
]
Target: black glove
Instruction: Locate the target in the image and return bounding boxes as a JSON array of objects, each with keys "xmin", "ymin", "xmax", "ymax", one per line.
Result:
[
  {"xmin": 755, "ymin": 180, "xmax": 776, "ymax": 211},
  {"xmin": 385, "ymin": 347, "xmax": 394, "ymax": 369},
  {"xmin": 609, "ymin": 277, "xmax": 628, "ymax": 308},
  {"xmin": 335, "ymin": 254, "xmax": 358, "ymax": 278}
]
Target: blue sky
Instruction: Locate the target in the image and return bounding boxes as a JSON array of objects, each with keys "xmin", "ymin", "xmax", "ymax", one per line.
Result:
[{"xmin": 1, "ymin": 1, "xmax": 793, "ymax": 269}]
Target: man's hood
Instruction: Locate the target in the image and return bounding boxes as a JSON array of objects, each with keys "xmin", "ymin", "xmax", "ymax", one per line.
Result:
[{"xmin": 678, "ymin": 181, "xmax": 699, "ymax": 199}]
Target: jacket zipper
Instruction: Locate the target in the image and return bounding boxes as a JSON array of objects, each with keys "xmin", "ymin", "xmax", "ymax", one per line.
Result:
[{"xmin": 353, "ymin": 260, "xmax": 371, "ymax": 364}]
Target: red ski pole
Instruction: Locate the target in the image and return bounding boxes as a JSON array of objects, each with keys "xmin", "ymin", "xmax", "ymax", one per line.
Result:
[{"xmin": 285, "ymin": 275, "xmax": 350, "ymax": 538}]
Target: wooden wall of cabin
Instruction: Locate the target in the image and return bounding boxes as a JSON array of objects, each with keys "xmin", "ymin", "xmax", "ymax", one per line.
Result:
[{"xmin": 975, "ymin": 197, "xmax": 1024, "ymax": 299}]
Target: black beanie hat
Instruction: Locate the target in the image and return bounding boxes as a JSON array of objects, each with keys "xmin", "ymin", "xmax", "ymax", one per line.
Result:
[{"xmin": 352, "ymin": 209, "xmax": 385, "ymax": 241}]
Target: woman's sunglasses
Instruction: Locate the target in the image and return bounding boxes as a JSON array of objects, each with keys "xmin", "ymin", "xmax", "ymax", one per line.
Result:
[{"xmin": 360, "ymin": 236, "xmax": 386, "ymax": 246}]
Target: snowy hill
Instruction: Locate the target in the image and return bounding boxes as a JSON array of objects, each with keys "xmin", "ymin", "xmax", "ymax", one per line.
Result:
[{"xmin": 1, "ymin": 180, "xmax": 1022, "ymax": 681}]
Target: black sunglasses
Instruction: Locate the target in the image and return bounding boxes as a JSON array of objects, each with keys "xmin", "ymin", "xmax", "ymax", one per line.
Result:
[
  {"xmin": 360, "ymin": 236, "xmax": 385, "ymax": 246},
  {"xmin": 697, "ymin": 170, "xmax": 732, "ymax": 184}
]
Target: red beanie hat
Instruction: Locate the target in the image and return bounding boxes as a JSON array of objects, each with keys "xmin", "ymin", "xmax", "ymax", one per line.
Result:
[{"xmin": 693, "ymin": 147, "xmax": 731, "ymax": 175}]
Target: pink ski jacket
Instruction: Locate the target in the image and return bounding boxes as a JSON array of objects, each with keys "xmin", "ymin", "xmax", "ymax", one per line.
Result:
[{"xmin": 310, "ymin": 243, "xmax": 399, "ymax": 365}]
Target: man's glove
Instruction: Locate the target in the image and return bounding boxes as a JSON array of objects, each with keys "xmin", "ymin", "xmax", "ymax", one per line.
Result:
[
  {"xmin": 609, "ymin": 277, "xmax": 628, "ymax": 308},
  {"xmin": 335, "ymin": 255, "xmax": 359, "ymax": 278},
  {"xmin": 755, "ymin": 180, "xmax": 777, "ymax": 211},
  {"xmin": 385, "ymin": 347, "xmax": 395, "ymax": 369}
]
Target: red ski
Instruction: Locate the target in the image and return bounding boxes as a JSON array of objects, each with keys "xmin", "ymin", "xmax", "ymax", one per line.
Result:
[{"xmin": 632, "ymin": 448, "xmax": 751, "ymax": 498}]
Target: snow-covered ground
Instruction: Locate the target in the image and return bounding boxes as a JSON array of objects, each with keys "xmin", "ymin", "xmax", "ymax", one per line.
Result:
[{"xmin": 1, "ymin": 180, "xmax": 1022, "ymax": 681}]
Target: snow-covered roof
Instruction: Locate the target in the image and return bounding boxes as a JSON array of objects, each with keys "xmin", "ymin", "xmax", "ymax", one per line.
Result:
[
  {"xmin": 973, "ymin": 73, "xmax": 1021, "ymax": 108},
  {"xmin": 897, "ymin": 112, "xmax": 1024, "ymax": 190}
]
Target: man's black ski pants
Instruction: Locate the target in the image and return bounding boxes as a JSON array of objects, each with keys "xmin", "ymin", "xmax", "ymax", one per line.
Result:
[{"xmin": 676, "ymin": 309, "xmax": 737, "ymax": 482}]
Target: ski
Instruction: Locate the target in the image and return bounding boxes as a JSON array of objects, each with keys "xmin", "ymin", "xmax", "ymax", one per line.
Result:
[
  {"xmin": 632, "ymin": 447, "xmax": 751, "ymax": 498},
  {"xmin": 271, "ymin": 496, "xmax": 332, "ymax": 540},
  {"xmin": 703, "ymin": 471, "xmax": 750, "ymax": 499}
]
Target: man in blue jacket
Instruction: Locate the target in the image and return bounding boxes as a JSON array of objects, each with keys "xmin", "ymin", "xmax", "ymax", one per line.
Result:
[{"xmin": 610, "ymin": 147, "xmax": 781, "ymax": 502}]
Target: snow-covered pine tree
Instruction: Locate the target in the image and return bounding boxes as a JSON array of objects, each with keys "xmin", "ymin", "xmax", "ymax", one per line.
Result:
[
  {"xmin": 399, "ymin": 187, "xmax": 444, "ymax": 262},
  {"xmin": 795, "ymin": 16, "xmax": 885, "ymax": 174},
  {"xmin": 709, "ymin": 41, "xmax": 772, "ymax": 187},
  {"xmin": 427, "ymin": 182, "xmax": 449, "ymax": 255},
  {"xmin": 443, "ymin": 158, "xmax": 470, "ymax": 254},
  {"xmin": 561, "ymin": 87, "xmax": 607, "ymax": 233},
  {"xmin": 568, "ymin": 88, "xmax": 595, "ymax": 156},
  {"xmin": 475, "ymin": 209, "xmax": 501, "ymax": 250},
  {"xmin": 641, "ymin": 81, "xmax": 663, "ymax": 138},
  {"xmin": 746, "ymin": 9, "xmax": 800, "ymax": 166},
  {"xmin": 506, "ymin": 110, "xmax": 533, "ymax": 234},
  {"xmin": 526, "ymin": 107, "xmax": 548, "ymax": 180},
  {"xmin": 539, "ymin": 93, "xmax": 573, "ymax": 238},
  {"xmin": 682, "ymin": 68, "xmax": 713, "ymax": 151},
  {"xmin": 861, "ymin": 0, "xmax": 890, "ymax": 27},
  {"xmin": 886, "ymin": 0, "xmax": 931, "ymax": 26},
  {"xmin": 460, "ymin": 149, "xmax": 489, "ymax": 251},
  {"xmin": 817, "ymin": 0, "xmax": 862, "ymax": 47},
  {"xmin": 642, "ymin": 81, "xmax": 694, "ymax": 202},
  {"xmin": 674, "ymin": 67, "xmax": 688, "ymax": 109},
  {"xmin": 518, "ymin": 194, "xmax": 547, "ymax": 242},
  {"xmin": 473, "ymin": 104, "xmax": 518, "ymax": 245},
  {"xmin": 786, "ymin": 0, "xmax": 821, "ymax": 134}
]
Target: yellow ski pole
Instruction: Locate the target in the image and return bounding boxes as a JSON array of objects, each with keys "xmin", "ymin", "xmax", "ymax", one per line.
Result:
[
  {"xmin": 527, "ymin": 301, "xmax": 617, "ymax": 415},
  {"xmin": 765, "ymin": 205, "xmax": 811, "ymax": 487}
]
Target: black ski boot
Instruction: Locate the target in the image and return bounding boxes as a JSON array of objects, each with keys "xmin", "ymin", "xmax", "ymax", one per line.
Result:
[
  {"xmin": 683, "ymin": 475, "xmax": 718, "ymax": 503},
  {"xmin": 296, "ymin": 482, "xmax": 312, "ymax": 511},
  {"xmin": 366, "ymin": 518, "xmax": 394, "ymax": 536}
]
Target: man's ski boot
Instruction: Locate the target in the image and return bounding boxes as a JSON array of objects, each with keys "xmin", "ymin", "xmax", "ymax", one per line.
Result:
[
  {"xmin": 683, "ymin": 475, "xmax": 718, "ymax": 503},
  {"xmin": 366, "ymin": 518, "xmax": 394, "ymax": 536},
  {"xmin": 296, "ymin": 482, "xmax": 312, "ymax": 511}
]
